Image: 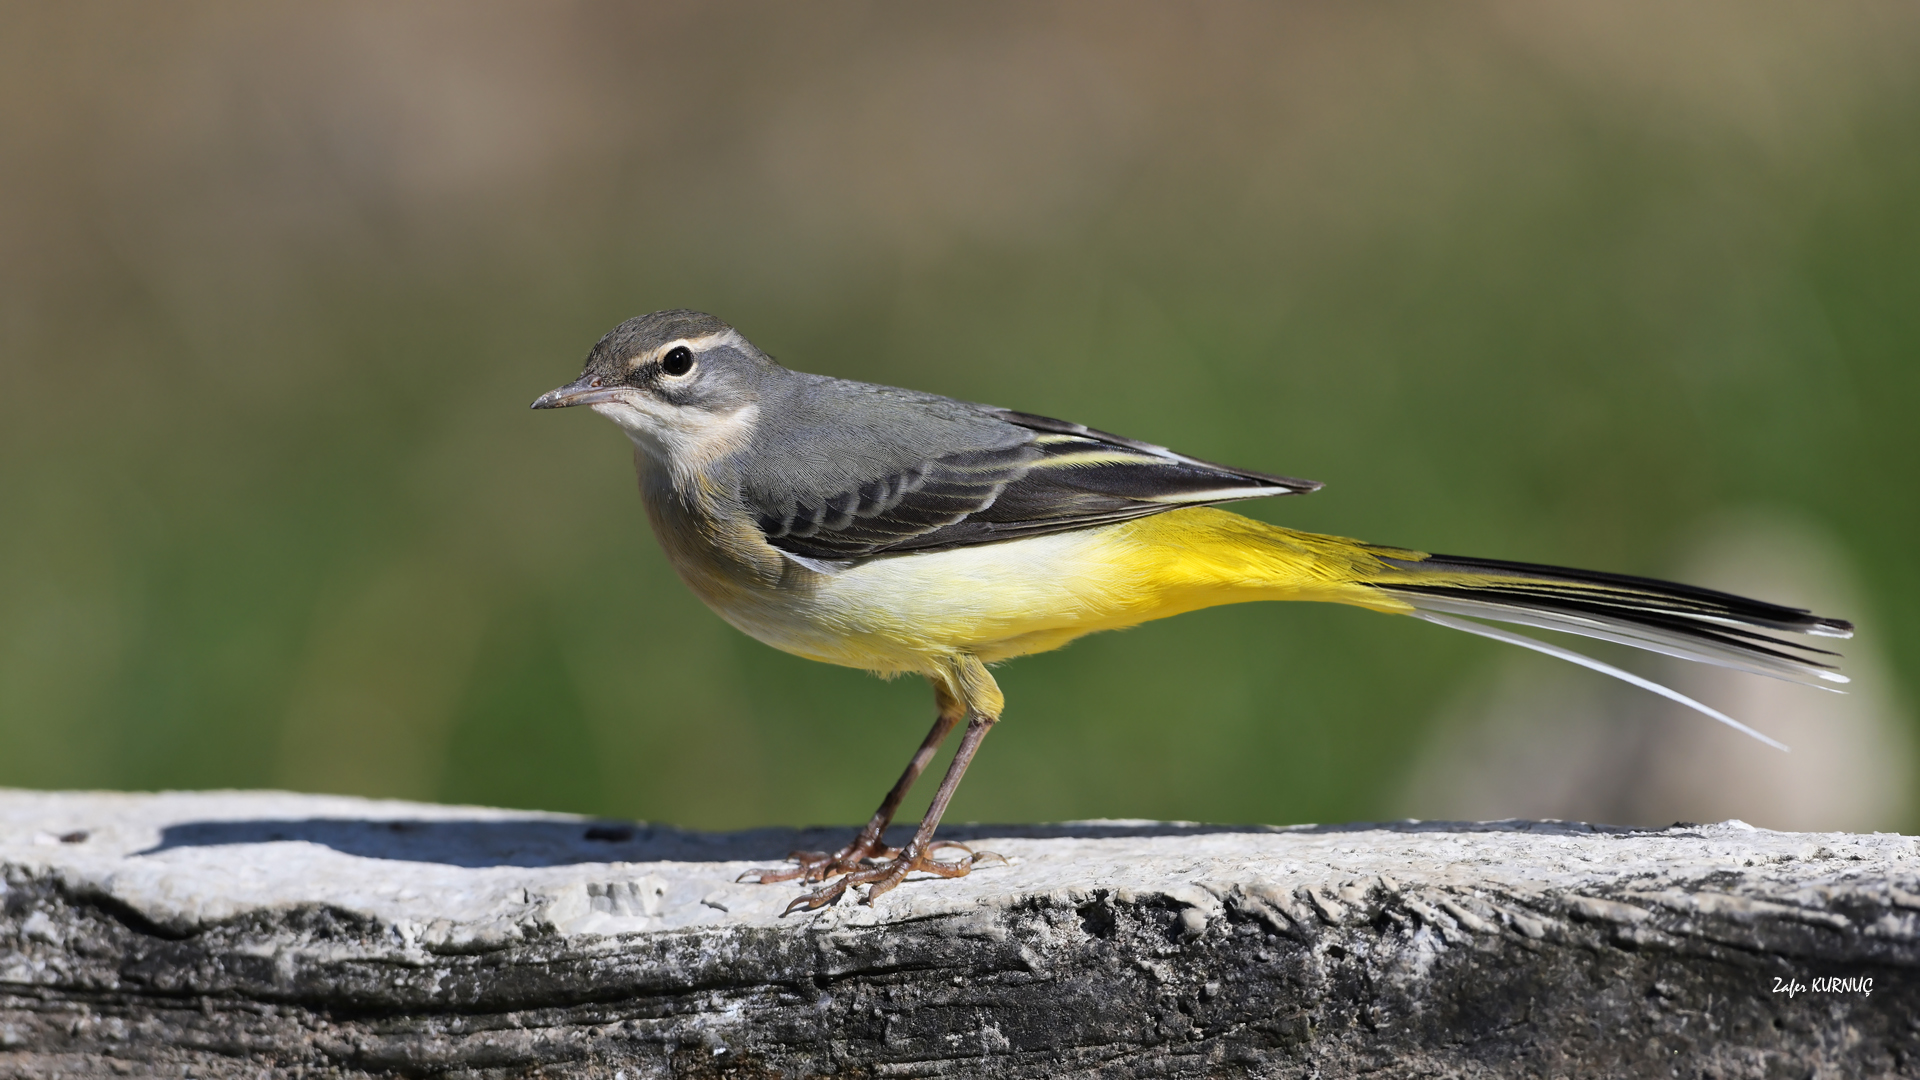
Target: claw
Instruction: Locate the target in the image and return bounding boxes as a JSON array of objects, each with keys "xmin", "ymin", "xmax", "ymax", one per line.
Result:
[
  {"xmin": 770, "ymin": 842, "xmax": 994, "ymax": 913},
  {"xmin": 738, "ymin": 865, "xmax": 794, "ymax": 884},
  {"xmin": 857, "ymin": 845, "xmax": 977, "ymax": 905},
  {"xmin": 750, "ymin": 832, "xmax": 1014, "ymax": 914},
  {"xmin": 922, "ymin": 840, "xmax": 1008, "ymax": 868},
  {"xmin": 741, "ymin": 836, "xmax": 899, "ymax": 889},
  {"xmin": 782, "ymin": 877, "xmax": 855, "ymax": 914},
  {"xmin": 738, "ymin": 850, "xmax": 831, "ymax": 884}
]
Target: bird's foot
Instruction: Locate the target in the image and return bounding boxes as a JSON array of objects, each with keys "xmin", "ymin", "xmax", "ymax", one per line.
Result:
[
  {"xmin": 779, "ymin": 841, "xmax": 1004, "ymax": 914},
  {"xmin": 737, "ymin": 832, "xmax": 898, "ymax": 886}
]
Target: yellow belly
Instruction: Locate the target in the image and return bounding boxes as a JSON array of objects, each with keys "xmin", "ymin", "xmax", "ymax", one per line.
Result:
[{"xmin": 652, "ymin": 499, "xmax": 1418, "ymax": 677}]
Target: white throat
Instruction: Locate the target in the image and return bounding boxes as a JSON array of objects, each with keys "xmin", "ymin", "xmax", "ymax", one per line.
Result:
[{"xmin": 591, "ymin": 395, "xmax": 760, "ymax": 487}]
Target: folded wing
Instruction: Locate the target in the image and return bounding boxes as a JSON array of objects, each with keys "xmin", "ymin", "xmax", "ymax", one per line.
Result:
[{"xmin": 749, "ymin": 409, "xmax": 1319, "ymax": 561}]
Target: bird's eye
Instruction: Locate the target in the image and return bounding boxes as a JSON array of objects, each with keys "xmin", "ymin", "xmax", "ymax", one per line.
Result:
[{"xmin": 660, "ymin": 345, "xmax": 695, "ymax": 377}]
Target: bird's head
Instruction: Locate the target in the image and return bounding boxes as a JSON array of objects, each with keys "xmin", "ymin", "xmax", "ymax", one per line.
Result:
[{"xmin": 532, "ymin": 309, "xmax": 778, "ymax": 465}]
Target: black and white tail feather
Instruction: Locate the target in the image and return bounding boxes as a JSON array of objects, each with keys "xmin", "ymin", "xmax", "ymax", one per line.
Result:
[{"xmin": 1370, "ymin": 553, "xmax": 1854, "ymax": 752}]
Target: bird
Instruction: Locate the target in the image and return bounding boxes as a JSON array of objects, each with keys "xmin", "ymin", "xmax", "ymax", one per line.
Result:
[{"xmin": 533, "ymin": 309, "xmax": 1853, "ymax": 912}]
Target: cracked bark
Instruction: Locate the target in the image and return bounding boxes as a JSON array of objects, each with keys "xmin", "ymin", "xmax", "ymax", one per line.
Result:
[{"xmin": 2, "ymin": 791, "xmax": 1915, "ymax": 1078}]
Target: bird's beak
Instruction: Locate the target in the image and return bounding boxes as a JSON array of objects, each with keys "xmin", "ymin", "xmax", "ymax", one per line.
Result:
[{"xmin": 530, "ymin": 374, "xmax": 627, "ymax": 410}]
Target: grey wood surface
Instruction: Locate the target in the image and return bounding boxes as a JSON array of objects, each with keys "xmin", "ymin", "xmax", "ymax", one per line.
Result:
[{"xmin": 2, "ymin": 790, "xmax": 1914, "ymax": 1078}]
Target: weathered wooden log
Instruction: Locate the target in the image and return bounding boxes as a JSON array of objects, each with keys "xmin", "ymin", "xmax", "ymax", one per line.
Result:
[{"xmin": 1, "ymin": 790, "xmax": 1914, "ymax": 1077}]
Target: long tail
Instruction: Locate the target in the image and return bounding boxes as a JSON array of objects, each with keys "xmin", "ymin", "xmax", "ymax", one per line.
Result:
[
  {"xmin": 1356, "ymin": 547, "xmax": 1854, "ymax": 750},
  {"xmin": 1112, "ymin": 508, "xmax": 1853, "ymax": 749}
]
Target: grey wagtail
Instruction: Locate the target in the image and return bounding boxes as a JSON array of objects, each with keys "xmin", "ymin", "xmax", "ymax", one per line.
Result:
[{"xmin": 534, "ymin": 309, "xmax": 1853, "ymax": 911}]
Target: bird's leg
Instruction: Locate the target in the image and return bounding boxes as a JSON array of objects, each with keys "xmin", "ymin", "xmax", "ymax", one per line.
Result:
[
  {"xmin": 740, "ymin": 679, "xmax": 964, "ymax": 886},
  {"xmin": 784, "ymin": 659, "xmax": 1005, "ymax": 912},
  {"xmin": 784, "ymin": 714, "xmax": 997, "ymax": 911}
]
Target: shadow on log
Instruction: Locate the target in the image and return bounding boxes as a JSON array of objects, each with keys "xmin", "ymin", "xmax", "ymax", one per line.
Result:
[{"xmin": 2, "ymin": 790, "xmax": 1915, "ymax": 1077}]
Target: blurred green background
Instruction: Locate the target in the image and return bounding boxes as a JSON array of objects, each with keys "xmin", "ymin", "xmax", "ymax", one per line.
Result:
[{"xmin": 2, "ymin": 2, "xmax": 1916, "ymax": 832}]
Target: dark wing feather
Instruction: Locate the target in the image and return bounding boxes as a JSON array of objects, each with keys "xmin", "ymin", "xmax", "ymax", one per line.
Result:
[
  {"xmin": 752, "ymin": 409, "xmax": 1320, "ymax": 561},
  {"xmin": 753, "ymin": 442, "xmax": 1041, "ymax": 557}
]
